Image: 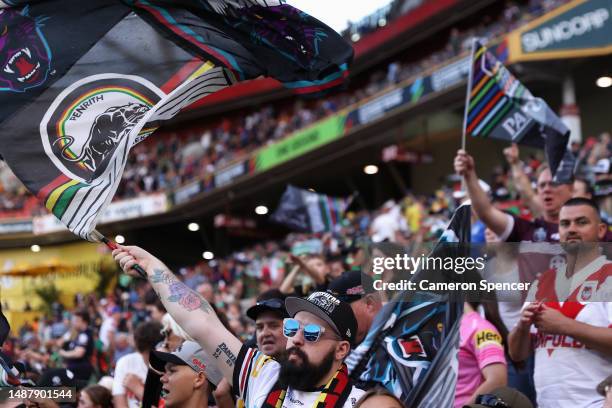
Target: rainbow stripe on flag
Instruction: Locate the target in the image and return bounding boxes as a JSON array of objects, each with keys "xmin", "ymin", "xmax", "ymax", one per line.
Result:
[{"xmin": 466, "ymin": 41, "xmax": 531, "ymax": 137}]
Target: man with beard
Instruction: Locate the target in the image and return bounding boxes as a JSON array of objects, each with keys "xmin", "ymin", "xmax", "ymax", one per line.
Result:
[
  {"xmin": 508, "ymin": 198, "xmax": 612, "ymax": 408},
  {"xmin": 113, "ymin": 246, "xmax": 364, "ymax": 408},
  {"xmin": 454, "ymin": 149, "xmax": 572, "ymax": 242}
]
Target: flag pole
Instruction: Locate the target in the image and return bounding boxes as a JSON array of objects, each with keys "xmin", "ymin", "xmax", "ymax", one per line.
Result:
[
  {"xmin": 91, "ymin": 230, "xmax": 147, "ymax": 279},
  {"xmin": 461, "ymin": 38, "xmax": 478, "ymax": 151}
]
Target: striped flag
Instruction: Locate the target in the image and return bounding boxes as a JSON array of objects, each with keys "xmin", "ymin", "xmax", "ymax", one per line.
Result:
[
  {"xmin": 0, "ymin": 0, "xmax": 352, "ymax": 241},
  {"xmin": 270, "ymin": 185, "xmax": 353, "ymax": 233},
  {"xmin": 465, "ymin": 40, "xmax": 569, "ymax": 179},
  {"xmin": 349, "ymin": 204, "xmax": 470, "ymax": 406}
]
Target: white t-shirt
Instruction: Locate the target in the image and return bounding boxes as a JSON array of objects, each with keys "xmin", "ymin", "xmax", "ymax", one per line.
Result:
[
  {"xmin": 112, "ymin": 352, "xmax": 148, "ymax": 408},
  {"xmin": 523, "ymin": 257, "xmax": 612, "ymax": 408},
  {"xmin": 99, "ymin": 317, "xmax": 116, "ymax": 350},
  {"xmin": 370, "ymin": 212, "xmax": 401, "ymax": 243},
  {"xmin": 234, "ymin": 346, "xmax": 365, "ymax": 408}
]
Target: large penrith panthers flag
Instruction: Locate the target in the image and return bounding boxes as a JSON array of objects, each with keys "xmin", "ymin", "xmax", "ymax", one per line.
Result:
[
  {"xmin": 465, "ymin": 40, "xmax": 570, "ymax": 181},
  {"xmin": 0, "ymin": 0, "xmax": 352, "ymax": 240}
]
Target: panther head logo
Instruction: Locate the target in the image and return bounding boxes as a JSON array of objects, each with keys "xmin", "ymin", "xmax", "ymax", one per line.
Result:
[
  {"xmin": 0, "ymin": 6, "xmax": 52, "ymax": 92},
  {"xmin": 54, "ymin": 103, "xmax": 150, "ymax": 180},
  {"xmin": 41, "ymin": 75, "xmax": 165, "ymax": 184}
]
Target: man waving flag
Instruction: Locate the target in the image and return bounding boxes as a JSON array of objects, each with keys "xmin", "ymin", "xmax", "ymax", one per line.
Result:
[{"xmin": 0, "ymin": 0, "xmax": 352, "ymax": 241}]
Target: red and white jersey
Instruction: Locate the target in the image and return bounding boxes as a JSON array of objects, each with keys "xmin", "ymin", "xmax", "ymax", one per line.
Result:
[{"xmin": 524, "ymin": 256, "xmax": 612, "ymax": 408}]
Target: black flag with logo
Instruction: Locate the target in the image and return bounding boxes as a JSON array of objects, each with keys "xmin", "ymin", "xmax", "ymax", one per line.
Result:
[{"xmin": 0, "ymin": 0, "xmax": 352, "ymax": 241}]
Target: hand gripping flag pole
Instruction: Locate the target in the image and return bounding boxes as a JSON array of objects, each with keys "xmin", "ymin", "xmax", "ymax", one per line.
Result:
[{"xmin": 91, "ymin": 230, "xmax": 147, "ymax": 279}]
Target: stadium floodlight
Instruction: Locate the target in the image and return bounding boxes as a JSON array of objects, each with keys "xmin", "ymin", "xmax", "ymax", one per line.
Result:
[
  {"xmin": 378, "ymin": 18, "xmax": 387, "ymax": 27},
  {"xmin": 115, "ymin": 235, "xmax": 125, "ymax": 244},
  {"xmin": 255, "ymin": 205, "xmax": 269, "ymax": 215},
  {"xmin": 351, "ymin": 33, "xmax": 360, "ymax": 42},
  {"xmin": 364, "ymin": 164, "xmax": 379, "ymax": 175},
  {"xmin": 188, "ymin": 222, "xmax": 200, "ymax": 232},
  {"xmin": 202, "ymin": 251, "xmax": 214, "ymax": 260},
  {"xmin": 31, "ymin": 244, "xmax": 41, "ymax": 253},
  {"xmin": 596, "ymin": 76, "xmax": 612, "ymax": 88}
]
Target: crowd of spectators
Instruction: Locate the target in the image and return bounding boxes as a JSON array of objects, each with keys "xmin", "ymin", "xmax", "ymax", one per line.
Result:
[
  {"xmin": 3, "ymin": 127, "xmax": 610, "ymax": 405},
  {"xmin": 0, "ymin": 1, "xmax": 610, "ymax": 407},
  {"xmin": 0, "ymin": 0, "xmax": 571, "ymax": 219}
]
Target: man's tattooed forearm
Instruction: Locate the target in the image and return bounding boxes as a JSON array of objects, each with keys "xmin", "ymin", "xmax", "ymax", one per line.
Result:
[
  {"xmin": 151, "ymin": 268, "xmax": 212, "ymax": 314},
  {"xmin": 213, "ymin": 342, "xmax": 237, "ymax": 367}
]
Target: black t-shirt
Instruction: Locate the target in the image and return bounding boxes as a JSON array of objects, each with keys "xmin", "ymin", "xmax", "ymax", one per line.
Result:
[{"xmin": 65, "ymin": 329, "xmax": 93, "ymax": 367}]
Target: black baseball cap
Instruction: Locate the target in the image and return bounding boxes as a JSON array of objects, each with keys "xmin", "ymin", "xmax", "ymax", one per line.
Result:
[
  {"xmin": 464, "ymin": 387, "xmax": 533, "ymax": 408},
  {"xmin": 327, "ymin": 271, "xmax": 375, "ymax": 303},
  {"xmin": 37, "ymin": 368, "xmax": 88, "ymax": 390},
  {"xmin": 246, "ymin": 289, "xmax": 288, "ymax": 321},
  {"xmin": 285, "ymin": 291, "xmax": 357, "ymax": 346}
]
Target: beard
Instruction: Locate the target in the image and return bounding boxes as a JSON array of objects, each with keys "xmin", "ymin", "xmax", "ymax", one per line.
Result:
[{"xmin": 278, "ymin": 346, "xmax": 335, "ymax": 390}]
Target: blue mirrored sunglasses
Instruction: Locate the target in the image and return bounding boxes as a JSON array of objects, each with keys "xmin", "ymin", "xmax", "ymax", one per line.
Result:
[{"xmin": 282, "ymin": 318, "xmax": 330, "ymax": 342}]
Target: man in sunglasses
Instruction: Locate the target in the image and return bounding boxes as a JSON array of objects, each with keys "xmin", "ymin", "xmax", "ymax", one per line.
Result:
[
  {"xmin": 455, "ymin": 149, "xmax": 572, "ymax": 242},
  {"xmin": 114, "ymin": 246, "xmax": 365, "ymax": 408},
  {"xmin": 245, "ymin": 289, "xmax": 288, "ymax": 359}
]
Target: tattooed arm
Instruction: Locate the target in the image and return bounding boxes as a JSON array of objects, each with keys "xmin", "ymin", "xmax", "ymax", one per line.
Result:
[{"xmin": 112, "ymin": 245, "xmax": 242, "ymax": 385}]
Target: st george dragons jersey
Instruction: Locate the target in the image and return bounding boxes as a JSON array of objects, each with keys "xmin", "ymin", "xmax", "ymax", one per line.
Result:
[{"xmin": 523, "ymin": 256, "xmax": 612, "ymax": 408}]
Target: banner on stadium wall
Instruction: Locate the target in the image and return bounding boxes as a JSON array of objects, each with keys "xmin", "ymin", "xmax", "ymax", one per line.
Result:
[
  {"xmin": 0, "ymin": 241, "xmax": 108, "ymax": 311},
  {"xmin": 346, "ymin": 42, "xmax": 508, "ymax": 130},
  {"xmin": 430, "ymin": 56, "xmax": 471, "ymax": 92},
  {"xmin": 507, "ymin": 0, "xmax": 612, "ymax": 62},
  {"xmin": 173, "ymin": 180, "xmax": 204, "ymax": 206},
  {"xmin": 100, "ymin": 192, "xmax": 167, "ymax": 224},
  {"xmin": 0, "ymin": 219, "xmax": 33, "ymax": 234},
  {"xmin": 214, "ymin": 160, "xmax": 249, "ymax": 187},
  {"xmin": 382, "ymin": 145, "xmax": 433, "ymax": 163},
  {"xmin": 32, "ymin": 193, "xmax": 167, "ymax": 234},
  {"xmin": 255, "ymin": 114, "xmax": 347, "ymax": 171},
  {"xmin": 347, "ymin": 60, "xmax": 465, "ymax": 129}
]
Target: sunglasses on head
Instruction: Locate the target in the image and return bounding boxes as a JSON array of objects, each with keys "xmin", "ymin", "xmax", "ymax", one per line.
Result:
[
  {"xmin": 334, "ymin": 293, "xmax": 363, "ymax": 303},
  {"xmin": 475, "ymin": 394, "xmax": 509, "ymax": 408},
  {"xmin": 283, "ymin": 318, "xmax": 339, "ymax": 343},
  {"xmin": 537, "ymin": 180, "xmax": 571, "ymax": 189},
  {"xmin": 257, "ymin": 299, "xmax": 284, "ymax": 309}
]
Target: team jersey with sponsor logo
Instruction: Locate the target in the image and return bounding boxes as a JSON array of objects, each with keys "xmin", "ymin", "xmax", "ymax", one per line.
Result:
[
  {"xmin": 523, "ymin": 256, "xmax": 612, "ymax": 408},
  {"xmin": 233, "ymin": 345, "xmax": 365, "ymax": 408},
  {"xmin": 455, "ymin": 311, "xmax": 506, "ymax": 408}
]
